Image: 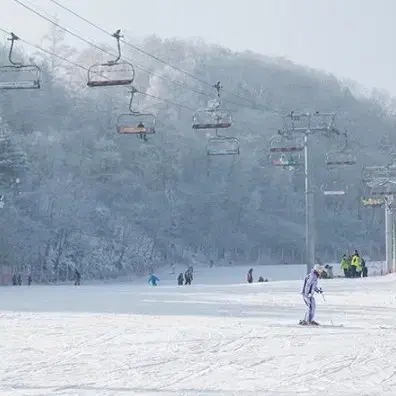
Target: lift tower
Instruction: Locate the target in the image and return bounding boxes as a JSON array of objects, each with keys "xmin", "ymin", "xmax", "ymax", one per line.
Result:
[
  {"xmin": 278, "ymin": 112, "xmax": 340, "ymax": 273},
  {"xmin": 362, "ymin": 164, "xmax": 396, "ymax": 273}
]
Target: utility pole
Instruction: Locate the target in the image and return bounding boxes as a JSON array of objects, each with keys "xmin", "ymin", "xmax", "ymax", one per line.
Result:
[
  {"xmin": 362, "ymin": 165, "xmax": 396, "ymax": 273},
  {"xmin": 279, "ymin": 112, "xmax": 339, "ymax": 273}
]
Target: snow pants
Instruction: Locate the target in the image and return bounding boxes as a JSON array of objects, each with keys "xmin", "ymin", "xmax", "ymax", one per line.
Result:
[{"xmin": 303, "ymin": 295, "xmax": 316, "ymax": 322}]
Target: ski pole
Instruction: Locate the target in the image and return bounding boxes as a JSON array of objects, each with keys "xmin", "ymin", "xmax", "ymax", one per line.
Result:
[{"xmin": 321, "ymin": 293, "xmax": 334, "ymax": 325}]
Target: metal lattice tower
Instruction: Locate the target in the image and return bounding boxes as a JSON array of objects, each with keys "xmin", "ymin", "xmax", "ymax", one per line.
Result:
[
  {"xmin": 362, "ymin": 164, "xmax": 396, "ymax": 273},
  {"xmin": 279, "ymin": 111, "xmax": 340, "ymax": 273}
]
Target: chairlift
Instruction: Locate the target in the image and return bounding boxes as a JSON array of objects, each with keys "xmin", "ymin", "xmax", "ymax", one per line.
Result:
[
  {"xmin": 368, "ymin": 182, "xmax": 396, "ymax": 196},
  {"xmin": 325, "ymin": 130, "xmax": 356, "ymax": 167},
  {"xmin": 269, "ymin": 134, "xmax": 304, "ymax": 153},
  {"xmin": 87, "ymin": 30, "xmax": 135, "ymax": 88},
  {"xmin": 325, "ymin": 152, "xmax": 356, "ymax": 167},
  {"xmin": 206, "ymin": 136, "xmax": 240, "ymax": 156},
  {"xmin": 192, "ymin": 109, "xmax": 232, "ymax": 130},
  {"xmin": 192, "ymin": 81, "xmax": 232, "ymax": 129},
  {"xmin": 268, "ymin": 134, "xmax": 303, "ymax": 168},
  {"xmin": 270, "ymin": 153, "xmax": 300, "ymax": 168},
  {"xmin": 321, "ymin": 182, "xmax": 347, "ymax": 196},
  {"xmin": 362, "ymin": 165, "xmax": 396, "ymax": 184},
  {"xmin": 116, "ymin": 87, "xmax": 156, "ymax": 137},
  {"xmin": 360, "ymin": 197, "xmax": 384, "ymax": 208},
  {"xmin": 117, "ymin": 113, "xmax": 156, "ymax": 135},
  {"xmin": 0, "ymin": 33, "xmax": 40, "ymax": 90}
]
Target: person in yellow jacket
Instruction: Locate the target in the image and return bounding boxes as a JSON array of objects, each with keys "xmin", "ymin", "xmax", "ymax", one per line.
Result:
[
  {"xmin": 340, "ymin": 254, "xmax": 350, "ymax": 277},
  {"xmin": 351, "ymin": 250, "xmax": 361, "ymax": 278}
]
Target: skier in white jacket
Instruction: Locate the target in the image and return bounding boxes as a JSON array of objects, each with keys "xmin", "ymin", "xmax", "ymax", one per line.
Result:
[{"xmin": 300, "ymin": 264, "xmax": 324, "ymax": 326}]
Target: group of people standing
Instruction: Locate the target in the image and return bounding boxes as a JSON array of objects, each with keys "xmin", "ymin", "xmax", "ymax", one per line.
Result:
[
  {"xmin": 177, "ymin": 266, "xmax": 194, "ymax": 285},
  {"xmin": 340, "ymin": 250, "xmax": 368, "ymax": 278}
]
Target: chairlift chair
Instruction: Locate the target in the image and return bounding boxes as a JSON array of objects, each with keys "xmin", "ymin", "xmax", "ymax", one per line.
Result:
[
  {"xmin": 325, "ymin": 130, "xmax": 356, "ymax": 167},
  {"xmin": 321, "ymin": 182, "xmax": 347, "ymax": 196},
  {"xmin": 367, "ymin": 182, "xmax": 396, "ymax": 196},
  {"xmin": 87, "ymin": 62, "xmax": 135, "ymax": 87},
  {"xmin": 87, "ymin": 29, "xmax": 135, "ymax": 87},
  {"xmin": 269, "ymin": 153, "xmax": 301, "ymax": 168},
  {"xmin": 360, "ymin": 196, "xmax": 385, "ymax": 208},
  {"xmin": 325, "ymin": 151, "xmax": 356, "ymax": 167},
  {"xmin": 206, "ymin": 136, "xmax": 240, "ymax": 156},
  {"xmin": 0, "ymin": 33, "xmax": 41, "ymax": 90},
  {"xmin": 192, "ymin": 109, "xmax": 232, "ymax": 130},
  {"xmin": 362, "ymin": 165, "xmax": 396, "ymax": 184},
  {"xmin": 116, "ymin": 112, "xmax": 156, "ymax": 135},
  {"xmin": 269, "ymin": 134, "xmax": 303, "ymax": 167}
]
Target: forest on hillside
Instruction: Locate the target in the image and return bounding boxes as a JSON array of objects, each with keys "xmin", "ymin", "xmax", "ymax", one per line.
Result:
[{"xmin": 1, "ymin": 22, "xmax": 396, "ymax": 282}]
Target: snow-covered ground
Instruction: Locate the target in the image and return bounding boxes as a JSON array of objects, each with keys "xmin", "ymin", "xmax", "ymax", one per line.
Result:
[{"xmin": 0, "ymin": 265, "xmax": 395, "ymax": 395}]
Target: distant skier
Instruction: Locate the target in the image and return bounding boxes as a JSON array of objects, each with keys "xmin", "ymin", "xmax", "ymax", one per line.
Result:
[
  {"xmin": 148, "ymin": 274, "xmax": 159, "ymax": 286},
  {"xmin": 177, "ymin": 272, "xmax": 184, "ymax": 285},
  {"xmin": 361, "ymin": 258, "xmax": 368, "ymax": 277},
  {"xmin": 27, "ymin": 275, "xmax": 32, "ymax": 286},
  {"xmin": 247, "ymin": 268, "xmax": 253, "ymax": 283},
  {"xmin": 184, "ymin": 269, "xmax": 192, "ymax": 285},
  {"xmin": 300, "ymin": 264, "xmax": 324, "ymax": 326},
  {"xmin": 170, "ymin": 263, "xmax": 175, "ymax": 275},
  {"xmin": 74, "ymin": 269, "xmax": 81, "ymax": 286}
]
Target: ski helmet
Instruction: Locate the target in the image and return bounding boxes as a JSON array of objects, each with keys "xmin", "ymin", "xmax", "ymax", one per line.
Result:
[{"xmin": 314, "ymin": 264, "xmax": 324, "ymax": 273}]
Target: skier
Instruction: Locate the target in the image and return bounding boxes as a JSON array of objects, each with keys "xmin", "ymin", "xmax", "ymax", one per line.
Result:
[
  {"xmin": 300, "ymin": 264, "xmax": 324, "ymax": 326},
  {"xmin": 177, "ymin": 272, "xmax": 184, "ymax": 285},
  {"xmin": 247, "ymin": 268, "xmax": 253, "ymax": 283},
  {"xmin": 148, "ymin": 274, "xmax": 159, "ymax": 286},
  {"xmin": 361, "ymin": 258, "xmax": 368, "ymax": 277},
  {"xmin": 184, "ymin": 269, "xmax": 192, "ymax": 285},
  {"xmin": 74, "ymin": 269, "xmax": 81, "ymax": 286}
]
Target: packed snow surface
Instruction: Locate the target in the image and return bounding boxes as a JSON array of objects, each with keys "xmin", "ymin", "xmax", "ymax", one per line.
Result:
[{"xmin": 0, "ymin": 265, "xmax": 395, "ymax": 396}]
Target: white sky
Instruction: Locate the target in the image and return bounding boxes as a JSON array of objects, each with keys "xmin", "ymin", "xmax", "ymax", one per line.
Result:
[{"xmin": 0, "ymin": 0, "xmax": 395, "ymax": 95}]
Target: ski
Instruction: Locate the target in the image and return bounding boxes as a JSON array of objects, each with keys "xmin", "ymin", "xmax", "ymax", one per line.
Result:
[{"xmin": 298, "ymin": 320, "xmax": 344, "ymax": 328}]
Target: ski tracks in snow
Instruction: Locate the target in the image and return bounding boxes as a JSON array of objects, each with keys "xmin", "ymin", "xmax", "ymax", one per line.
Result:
[{"xmin": 1, "ymin": 276, "xmax": 396, "ymax": 394}]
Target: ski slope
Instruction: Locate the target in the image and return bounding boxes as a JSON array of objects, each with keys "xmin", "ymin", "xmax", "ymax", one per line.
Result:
[{"xmin": 0, "ymin": 267, "xmax": 395, "ymax": 395}]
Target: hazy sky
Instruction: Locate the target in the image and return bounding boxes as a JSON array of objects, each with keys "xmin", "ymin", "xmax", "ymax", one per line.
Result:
[{"xmin": 0, "ymin": 0, "xmax": 395, "ymax": 95}]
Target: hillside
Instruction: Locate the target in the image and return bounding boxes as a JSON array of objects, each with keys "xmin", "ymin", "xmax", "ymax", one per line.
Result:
[{"xmin": 0, "ymin": 27, "xmax": 395, "ymax": 281}]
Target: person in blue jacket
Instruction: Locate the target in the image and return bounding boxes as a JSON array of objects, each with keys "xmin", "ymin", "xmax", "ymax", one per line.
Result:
[{"xmin": 148, "ymin": 274, "xmax": 159, "ymax": 286}]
